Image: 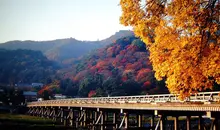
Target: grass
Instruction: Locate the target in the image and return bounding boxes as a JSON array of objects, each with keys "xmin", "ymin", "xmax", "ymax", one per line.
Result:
[
  {"xmin": 0, "ymin": 113, "xmax": 56, "ymax": 125},
  {"xmin": 0, "ymin": 113, "xmax": 74, "ymax": 130}
]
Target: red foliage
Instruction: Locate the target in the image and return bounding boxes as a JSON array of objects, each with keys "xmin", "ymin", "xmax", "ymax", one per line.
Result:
[
  {"xmin": 38, "ymin": 85, "xmax": 52, "ymax": 95},
  {"xmin": 126, "ymin": 45, "xmax": 139, "ymax": 52},
  {"xmin": 121, "ymin": 58, "xmax": 127, "ymax": 63},
  {"xmin": 136, "ymin": 68, "xmax": 152, "ymax": 82},
  {"xmin": 119, "ymin": 50, "xmax": 126, "ymax": 55},
  {"xmin": 96, "ymin": 60, "xmax": 110, "ymax": 69},
  {"xmin": 143, "ymin": 81, "xmax": 151, "ymax": 87},
  {"xmin": 88, "ymin": 90, "xmax": 96, "ymax": 98},
  {"xmin": 122, "ymin": 76, "xmax": 128, "ymax": 82}
]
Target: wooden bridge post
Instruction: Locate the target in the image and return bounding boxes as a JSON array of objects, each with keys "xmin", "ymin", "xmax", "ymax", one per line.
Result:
[
  {"xmin": 92, "ymin": 110, "xmax": 98, "ymax": 130},
  {"xmin": 211, "ymin": 117, "xmax": 220, "ymax": 130},
  {"xmin": 33, "ymin": 107, "xmax": 37, "ymax": 116},
  {"xmin": 124, "ymin": 113, "xmax": 129, "ymax": 129},
  {"xmin": 42, "ymin": 106, "xmax": 47, "ymax": 117},
  {"xmin": 40, "ymin": 107, "xmax": 43, "ymax": 117},
  {"xmin": 68, "ymin": 108, "xmax": 74, "ymax": 126},
  {"xmin": 79, "ymin": 109, "xmax": 83, "ymax": 127},
  {"xmin": 94, "ymin": 110, "xmax": 98, "ymax": 123},
  {"xmin": 159, "ymin": 115, "xmax": 165, "ymax": 130},
  {"xmin": 137, "ymin": 113, "xmax": 142, "ymax": 127},
  {"xmin": 40, "ymin": 107, "xmax": 44, "ymax": 117},
  {"xmin": 101, "ymin": 111, "xmax": 104, "ymax": 130},
  {"xmin": 174, "ymin": 116, "xmax": 179, "ymax": 130},
  {"xmin": 27, "ymin": 107, "xmax": 33, "ymax": 116},
  {"xmin": 47, "ymin": 107, "xmax": 51, "ymax": 119},
  {"xmin": 198, "ymin": 115, "xmax": 204, "ymax": 130},
  {"xmin": 51, "ymin": 107, "xmax": 56, "ymax": 121},
  {"xmin": 64, "ymin": 109, "xmax": 68, "ymax": 126},
  {"xmin": 151, "ymin": 114, "xmax": 155, "ymax": 129},
  {"xmin": 87, "ymin": 110, "xmax": 93, "ymax": 129},
  {"xmin": 59, "ymin": 108, "xmax": 64, "ymax": 124},
  {"xmin": 75, "ymin": 109, "xmax": 79, "ymax": 129},
  {"xmin": 186, "ymin": 116, "xmax": 191, "ymax": 130},
  {"xmin": 42, "ymin": 107, "xmax": 45, "ymax": 117},
  {"xmin": 62, "ymin": 108, "xmax": 68, "ymax": 126},
  {"xmin": 83, "ymin": 109, "xmax": 87, "ymax": 127},
  {"xmin": 206, "ymin": 111, "xmax": 220, "ymax": 130},
  {"xmin": 105, "ymin": 111, "xmax": 108, "ymax": 122},
  {"xmin": 113, "ymin": 112, "xmax": 118, "ymax": 129},
  {"xmin": 45, "ymin": 107, "xmax": 48, "ymax": 118}
]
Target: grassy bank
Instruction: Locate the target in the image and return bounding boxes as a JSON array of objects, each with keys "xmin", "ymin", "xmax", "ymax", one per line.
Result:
[{"xmin": 0, "ymin": 113, "xmax": 73, "ymax": 130}]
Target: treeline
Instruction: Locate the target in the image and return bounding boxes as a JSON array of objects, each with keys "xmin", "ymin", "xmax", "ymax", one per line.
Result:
[
  {"xmin": 0, "ymin": 85, "xmax": 25, "ymax": 106},
  {"xmin": 0, "ymin": 49, "xmax": 58, "ymax": 85}
]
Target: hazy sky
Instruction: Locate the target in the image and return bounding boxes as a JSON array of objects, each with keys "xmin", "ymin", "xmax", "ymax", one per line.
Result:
[{"xmin": 0, "ymin": 0, "xmax": 131, "ymax": 43}]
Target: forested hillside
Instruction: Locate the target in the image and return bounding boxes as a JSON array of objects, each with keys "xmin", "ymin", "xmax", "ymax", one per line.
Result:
[
  {"xmin": 0, "ymin": 34, "xmax": 168, "ymax": 98},
  {"xmin": 51, "ymin": 36, "xmax": 168, "ymax": 97},
  {"xmin": 0, "ymin": 49, "xmax": 58, "ymax": 85},
  {"xmin": 0, "ymin": 30, "xmax": 134, "ymax": 65}
]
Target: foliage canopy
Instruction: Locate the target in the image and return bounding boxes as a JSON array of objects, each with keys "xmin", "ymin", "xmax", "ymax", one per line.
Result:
[{"xmin": 120, "ymin": 0, "xmax": 220, "ymax": 98}]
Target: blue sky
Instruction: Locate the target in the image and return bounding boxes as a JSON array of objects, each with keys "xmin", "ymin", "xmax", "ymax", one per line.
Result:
[{"xmin": 0, "ymin": 0, "xmax": 131, "ymax": 43}]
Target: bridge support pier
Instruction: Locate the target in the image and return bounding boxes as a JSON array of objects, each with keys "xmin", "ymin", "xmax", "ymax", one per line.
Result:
[
  {"xmin": 66, "ymin": 108, "xmax": 74, "ymax": 126},
  {"xmin": 124, "ymin": 113, "xmax": 129, "ymax": 129},
  {"xmin": 137, "ymin": 114, "xmax": 142, "ymax": 127},
  {"xmin": 113, "ymin": 112, "xmax": 118, "ymax": 129},
  {"xmin": 92, "ymin": 110, "xmax": 98, "ymax": 130},
  {"xmin": 60, "ymin": 108, "xmax": 64, "ymax": 124},
  {"xmin": 198, "ymin": 115, "xmax": 204, "ymax": 130},
  {"xmin": 39, "ymin": 107, "xmax": 43, "ymax": 117},
  {"xmin": 83, "ymin": 110, "xmax": 86, "ymax": 127},
  {"xmin": 187, "ymin": 116, "xmax": 191, "ymax": 130},
  {"xmin": 78, "ymin": 109, "xmax": 86, "ymax": 127},
  {"xmin": 151, "ymin": 114, "xmax": 155, "ymax": 129},
  {"xmin": 174, "ymin": 116, "xmax": 179, "ymax": 130},
  {"xmin": 159, "ymin": 115, "xmax": 165, "ymax": 130},
  {"xmin": 101, "ymin": 111, "xmax": 104, "ymax": 130},
  {"xmin": 50, "ymin": 108, "xmax": 56, "ymax": 121},
  {"xmin": 207, "ymin": 111, "xmax": 220, "ymax": 130}
]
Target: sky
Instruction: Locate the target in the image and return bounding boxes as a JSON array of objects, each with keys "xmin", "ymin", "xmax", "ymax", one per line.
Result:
[{"xmin": 0, "ymin": 0, "xmax": 131, "ymax": 43}]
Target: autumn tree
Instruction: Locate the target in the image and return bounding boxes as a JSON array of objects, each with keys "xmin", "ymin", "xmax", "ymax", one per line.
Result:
[{"xmin": 120, "ymin": 0, "xmax": 220, "ymax": 98}]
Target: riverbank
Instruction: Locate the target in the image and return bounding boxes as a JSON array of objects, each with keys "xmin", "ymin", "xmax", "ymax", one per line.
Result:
[{"xmin": 0, "ymin": 113, "xmax": 74, "ymax": 130}]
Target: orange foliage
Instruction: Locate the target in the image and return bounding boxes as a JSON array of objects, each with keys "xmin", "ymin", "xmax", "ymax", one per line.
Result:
[
  {"xmin": 38, "ymin": 80, "xmax": 59, "ymax": 95},
  {"xmin": 120, "ymin": 0, "xmax": 220, "ymax": 98}
]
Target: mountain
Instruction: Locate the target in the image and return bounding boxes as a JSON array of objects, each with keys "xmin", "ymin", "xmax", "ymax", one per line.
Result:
[
  {"xmin": 53, "ymin": 36, "xmax": 168, "ymax": 97},
  {"xmin": 0, "ymin": 30, "xmax": 134, "ymax": 64},
  {"xmin": 0, "ymin": 49, "xmax": 58, "ymax": 85},
  {"xmin": 0, "ymin": 34, "xmax": 167, "ymax": 97}
]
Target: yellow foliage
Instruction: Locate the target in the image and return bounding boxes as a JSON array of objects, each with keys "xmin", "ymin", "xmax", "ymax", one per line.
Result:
[{"xmin": 120, "ymin": 0, "xmax": 220, "ymax": 99}]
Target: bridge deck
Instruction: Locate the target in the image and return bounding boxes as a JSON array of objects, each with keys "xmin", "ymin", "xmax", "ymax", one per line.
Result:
[{"xmin": 27, "ymin": 91, "xmax": 220, "ymax": 112}]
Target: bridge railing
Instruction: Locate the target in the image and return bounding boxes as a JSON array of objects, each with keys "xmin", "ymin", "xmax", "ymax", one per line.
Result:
[{"xmin": 28, "ymin": 91, "xmax": 220, "ymax": 106}]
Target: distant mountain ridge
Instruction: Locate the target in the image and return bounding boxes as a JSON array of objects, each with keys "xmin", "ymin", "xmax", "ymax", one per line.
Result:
[{"xmin": 0, "ymin": 30, "xmax": 134, "ymax": 63}]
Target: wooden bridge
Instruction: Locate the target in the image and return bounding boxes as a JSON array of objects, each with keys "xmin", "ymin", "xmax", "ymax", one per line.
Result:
[{"xmin": 27, "ymin": 91, "xmax": 220, "ymax": 130}]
